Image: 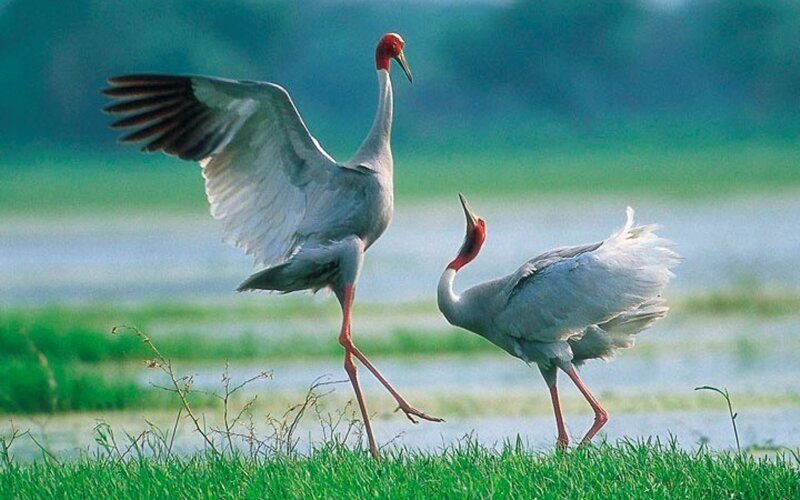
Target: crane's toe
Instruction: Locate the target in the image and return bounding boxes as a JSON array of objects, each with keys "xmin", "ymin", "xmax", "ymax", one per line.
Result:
[{"xmin": 395, "ymin": 404, "xmax": 445, "ymax": 424}]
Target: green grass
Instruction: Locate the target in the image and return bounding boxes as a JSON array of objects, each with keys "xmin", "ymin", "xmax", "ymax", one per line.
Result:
[
  {"xmin": 0, "ymin": 301, "xmax": 485, "ymax": 413},
  {"xmin": 0, "ymin": 359, "xmax": 136, "ymax": 413},
  {"xmin": 0, "ymin": 357, "xmax": 214, "ymax": 414},
  {"xmin": 1, "ymin": 152, "xmax": 207, "ymax": 215},
  {"xmin": 3, "ymin": 287, "xmax": 799, "ymax": 414},
  {"xmin": 3, "ymin": 137, "xmax": 800, "ymax": 214},
  {"xmin": 148, "ymin": 327, "xmax": 489, "ymax": 361},
  {"xmin": 681, "ymin": 287, "xmax": 800, "ymax": 317},
  {"xmin": 0, "ymin": 301, "xmax": 487, "ymax": 363},
  {"xmin": 0, "ymin": 307, "xmax": 234, "ymax": 413},
  {"xmin": 397, "ymin": 137, "xmax": 800, "ymax": 200},
  {"xmin": 4, "ymin": 285, "xmax": 800, "ymax": 365},
  {"xmin": 0, "ymin": 360, "xmax": 215, "ymax": 414},
  {"xmin": 1, "ymin": 442, "xmax": 798, "ymax": 498}
]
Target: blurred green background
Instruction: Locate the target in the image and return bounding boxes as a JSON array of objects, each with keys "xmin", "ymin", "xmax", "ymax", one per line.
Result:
[
  {"xmin": 2, "ymin": 0, "xmax": 799, "ymax": 213},
  {"xmin": 2, "ymin": 0, "xmax": 800, "ymax": 454}
]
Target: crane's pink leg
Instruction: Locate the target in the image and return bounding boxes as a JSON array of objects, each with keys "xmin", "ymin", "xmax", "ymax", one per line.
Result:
[
  {"xmin": 541, "ymin": 366, "xmax": 569, "ymax": 449},
  {"xmin": 565, "ymin": 368, "xmax": 609, "ymax": 445},
  {"xmin": 339, "ymin": 285, "xmax": 443, "ymax": 425},
  {"xmin": 338, "ymin": 285, "xmax": 379, "ymax": 460},
  {"xmin": 348, "ymin": 345, "xmax": 444, "ymax": 424},
  {"xmin": 548, "ymin": 384, "xmax": 570, "ymax": 450}
]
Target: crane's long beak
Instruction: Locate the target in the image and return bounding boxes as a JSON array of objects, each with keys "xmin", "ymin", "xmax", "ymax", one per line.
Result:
[
  {"xmin": 395, "ymin": 51, "xmax": 413, "ymax": 83},
  {"xmin": 459, "ymin": 193, "xmax": 478, "ymax": 231}
]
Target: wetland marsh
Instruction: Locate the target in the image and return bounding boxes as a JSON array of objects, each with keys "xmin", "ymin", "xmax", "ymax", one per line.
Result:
[{"xmin": 3, "ymin": 171, "xmax": 799, "ymax": 459}]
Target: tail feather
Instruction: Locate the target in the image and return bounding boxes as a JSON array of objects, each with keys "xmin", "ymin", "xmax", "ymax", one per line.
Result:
[
  {"xmin": 600, "ymin": 297, "xmax": 669, "ymax": 340},
  {"xmin": 571, "ymin": 298, "xmax": 668, "ymax": 365},
  {"xmin": 236, "ymin": 239, "xmax": 359, "ymax": 294},
  {"xmin": 236, "ymin": 258, "xmax": 337, "ymax": 293},
  {"xmin": 236, "ymin": 263, "xmax": 290, "ymax": 292},
  {"xmin": 570, "ymin": 208, "xmax": 678, "ymax": 366},
  {"xmin": 619, "ymin": 206, "xmax": 635, "ymax": 236},
  {"xmin": 597, "ymin": 207, "xmax": 680, "ymax": 308}
]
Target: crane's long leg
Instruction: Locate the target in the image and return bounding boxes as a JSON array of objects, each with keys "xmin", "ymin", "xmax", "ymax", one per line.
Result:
[
  {"xmin": 564, "ymin": 365, "xmax": 608, "ymax": 445},
  {"xmin": 540, "ymin": 366, "xmax": 569, "ymax": 449},
  {"xmin": 348, "ymin": 345, "xmax": 444, "ymax": 424},
  {"xmin": 339, "ymin": 285, "xmax": 444, "ymax": 425},
  {"xmin": 338, "ymin": 284, "xmax": 379, "ymax": 460}
]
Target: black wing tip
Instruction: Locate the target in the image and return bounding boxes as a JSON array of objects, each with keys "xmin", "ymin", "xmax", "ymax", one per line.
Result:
[
  {"xmin": 117, "ymin": 134, "xmax": 143, "ymax": 144},
  {"xmin": 102, "ymin": 73, "xmax": 219, "ymax": 161},
  {"xmin": 101, "ymin": 75, "xmax": 192, "ymax": 100},
  {"xmin": 106, "ymin": 74, "xmax": 188, "ymax": 85},
  {"xmin": 102, "ymin": 101, "xmax": 136, "ymax": 114},
  {"xmin": 102, "ymin": 94, "xmax": 186, "ymax": 115},
  {"xmin": 110, "ymin": 115, "xmax": 144, "ymax": 129},
  {"xmin": 101, "ymin": 85, "xmax": 189, "ymax": 99}
]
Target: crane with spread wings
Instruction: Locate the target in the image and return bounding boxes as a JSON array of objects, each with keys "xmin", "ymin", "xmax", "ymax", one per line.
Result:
[{"xmin": 103, "ymin": 33, "xmax": 439, "ymax": 460}]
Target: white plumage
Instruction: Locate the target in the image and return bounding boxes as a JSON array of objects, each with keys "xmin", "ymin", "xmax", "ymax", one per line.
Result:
[
  {"xmin": 195, "ymin": 78, "xmax": 340, "ymax": 268},
  {"xmin": 103, "ymin": 33, "xmax": 431, "ymax": 461},
  {"xmin": 438, "ymin": 195, "xmax": 679, "ymax": 448},
  {"xmin": 497, "ymin": 207, "xmax": 676, "ymax": 348}
]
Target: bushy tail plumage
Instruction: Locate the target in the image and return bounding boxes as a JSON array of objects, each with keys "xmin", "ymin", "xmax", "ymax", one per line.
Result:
[
  {"xmin": 571, "ymin": 208, "xmax": 679, "ymax": 366},
  {"xmin": 600, "ymin": 297, "xmax": 668, "ymax": 341},
  {"xmin": 598, "ymin": 206, "xmax": 680, "ymax": 306},
  {"xmin": 571, "ymin": 298, "xmax": 668, "ymax": 365}
]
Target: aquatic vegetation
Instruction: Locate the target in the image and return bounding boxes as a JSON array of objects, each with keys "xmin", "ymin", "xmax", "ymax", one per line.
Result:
[
  {"xmin": 1, "ymin": 290, "xmax": 799, "ymax": 415},
  {"xmin": 679, "ymin": 286, "xmax": 800, "ymax": 317}
]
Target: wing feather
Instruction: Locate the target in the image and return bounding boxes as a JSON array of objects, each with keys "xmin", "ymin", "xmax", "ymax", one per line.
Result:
[
  {"xmin": 104, "ymin": 74, "xmax": 343, "ymax": 267},
  {"xmin": 496, "ymin": 208, "xmax": 678, "ymax": 342}
]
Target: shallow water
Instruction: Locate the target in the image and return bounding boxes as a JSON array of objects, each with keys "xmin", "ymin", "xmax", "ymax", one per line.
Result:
[
  {"xmin": 119, "ymin": 312, "xmax": 798, "ymax": 455},
  {"xmin": 172, "ymin": 346, "xmax": 800, "ymax": 398},
  {"xmin": 4, "ymin": 320, "xmax": 799, "ymax": 460},
  {"xmin": 3, "ymin": 195, "xmax": 800, "ymax": 305},
  {"xmin": 162, "ymin": 312, "xmax": 799, "ymax": 396},
  {"xmin": 3, "ymin": 195, "xmax": 800, "ymax": 459},
  {"xmin": 387, "ymin": 408, "xmax": 800, "ymax": 452},
  {"xmin": 3, "ymin": 404, "xmax": 798, "ymax": 461}
]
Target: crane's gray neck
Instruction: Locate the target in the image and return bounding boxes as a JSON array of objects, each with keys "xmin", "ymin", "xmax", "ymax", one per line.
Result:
[
  {"xmin": 437, "ymin": 268, "xmax": 463, "ymax": 327},
  {"xmin": 350, "ymin": 69, "xmax": 393, "ymax": 170}
]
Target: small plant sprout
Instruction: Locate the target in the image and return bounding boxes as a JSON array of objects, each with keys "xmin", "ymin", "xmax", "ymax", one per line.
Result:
[{"xmin": 694, "ymin": 385, "xmax": 741, "ymax": 452}]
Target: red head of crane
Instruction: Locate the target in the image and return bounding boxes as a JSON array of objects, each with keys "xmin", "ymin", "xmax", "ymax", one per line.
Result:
[{"xmin": 376, "ymin": 33, "xmax": 412, "ymax": 82}]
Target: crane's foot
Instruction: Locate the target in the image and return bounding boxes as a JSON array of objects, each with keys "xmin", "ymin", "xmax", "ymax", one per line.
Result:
[
  {"xmin": 579, "ymin": 410, "xmax": 609, "ymax": 446},
  {"xmin": 564, "ymin": 367, "xmax": 608, "ymax": 447},
  {"xmin": 556, "ymin": 434, "xmax": 570, "ymax": 450},
  {"xmin": 394, "ymin": 402, "xmax": 445, "ymax": 424}
]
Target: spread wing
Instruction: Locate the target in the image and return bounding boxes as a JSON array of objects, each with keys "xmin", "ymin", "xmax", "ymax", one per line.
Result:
[
  {"xmin": 495, "ymin": 208, "xmax": 678, "ymax": 342},
  {"xmin": 103, "ymin": 74, "xmax": 345, "ymax": 267}
]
